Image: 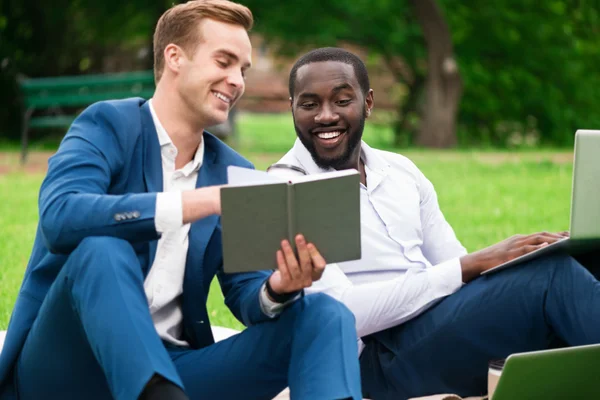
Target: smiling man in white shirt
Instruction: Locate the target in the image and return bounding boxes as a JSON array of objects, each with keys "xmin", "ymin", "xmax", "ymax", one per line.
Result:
[{"xmin": 278, "ymin": 47, "xmax": 600, "ymax": 399}]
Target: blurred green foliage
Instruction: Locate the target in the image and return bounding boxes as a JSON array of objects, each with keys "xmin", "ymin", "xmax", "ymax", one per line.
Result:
[
  {"xmin": 448, "ymin": 2, "xmax": 600, "ymax": 147},
  {"xmin": 242, "ymin": 0, "xmax": 600, "ymax": 147},
  {"xmin": 1, "ymin": 0, "xmax": 599, "ymax": 147},
  {"xmin": 0, "ymin": 0, "xmax": 167, "ymax": 140}
]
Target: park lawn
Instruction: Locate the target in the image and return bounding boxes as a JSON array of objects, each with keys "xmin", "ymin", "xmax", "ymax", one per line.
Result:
[
  {"xmin": 0, "ymin": 149, "xmax": 572, "ymax": 331},
  {"xmin": 0, "ymin": 111, "xmax": 573, "ymax": 330}
]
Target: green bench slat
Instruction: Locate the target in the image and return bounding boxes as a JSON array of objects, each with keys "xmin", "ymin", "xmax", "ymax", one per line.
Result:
[
  {"xmin": 20, "ymin": 71, "xmax": 156, "ymax": 161},
  {"xmin": 25, "ymin": 89, "xmax": 155, "ymax": 108},
  {"xmin": 20, "ymin": 71, "xmax": 155, "ymax": 92},
  {"xmin": 29, "ymin": 116, "xmax": 76, "ymax": 128}
]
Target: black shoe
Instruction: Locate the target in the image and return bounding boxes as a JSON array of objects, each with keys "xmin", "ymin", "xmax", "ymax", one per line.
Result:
[{"xmin": 139, "ymin": 374, "xmax": 189, "ymax": 400}]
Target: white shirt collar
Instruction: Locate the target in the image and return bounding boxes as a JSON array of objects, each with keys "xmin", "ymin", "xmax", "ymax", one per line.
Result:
[{"xmin": 148, "ymin": 99, "xmax": 204, "ymax": 172}]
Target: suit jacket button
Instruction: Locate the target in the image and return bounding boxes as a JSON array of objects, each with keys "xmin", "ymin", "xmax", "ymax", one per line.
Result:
[
  {"xmin": 132, "ymin": 211, "xmax": 140, "ymax": 219},
  {"xmin": 114, "ymin": 213, "xmax": 123, "ymax": 221}
]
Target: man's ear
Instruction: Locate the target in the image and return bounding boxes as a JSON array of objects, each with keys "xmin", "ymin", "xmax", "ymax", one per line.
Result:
[
  {"xmin": 365, "ymin": 89, "xmax": 374, "ymax": 118},
  {"xmin": 164, "ymin": 44, "xmax": 184, "ymax": 74}
]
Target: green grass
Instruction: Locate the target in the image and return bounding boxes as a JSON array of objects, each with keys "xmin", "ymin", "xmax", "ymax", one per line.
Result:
[
  {"xmin": 0, "ymin": 114, "xmax": 574, "ymax": 331},
  {"xmin": 0, "ymin": 173, "xmax": 42, "ymax": 327}
]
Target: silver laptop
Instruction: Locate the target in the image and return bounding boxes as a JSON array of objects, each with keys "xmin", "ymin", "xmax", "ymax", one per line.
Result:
[
  {"xmin": 491, "ymin": 344, "xmax": 600, "ymax": 399},
  {"xmin": 482, "ymin": 129, "xmax": 600, "ymax": 276}
]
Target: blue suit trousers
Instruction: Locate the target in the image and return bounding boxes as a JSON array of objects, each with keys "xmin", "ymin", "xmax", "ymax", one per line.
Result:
[
  {"xmin": 360, "ymin": 254, "xmax": 600, "ymax": 400},
  {"xmin": 15, "ymin": 237, "xmax": 361, "ymax": 400}
]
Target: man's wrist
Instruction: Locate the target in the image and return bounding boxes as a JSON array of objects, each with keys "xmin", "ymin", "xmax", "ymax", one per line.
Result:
[
  {"xmin": 182, "ymin": 187, "xmax": 222, "ymax": 224},
  {"xmin": 265, "ymin": 277, "xmax": 300, "ymax": 303},
  {"xmin": 459, "ymin": 253, "xmax": 481, "ymax": 283},
  {"xmin": 210, "ymin": 186, "xmax": 222, "ymax": 215}
]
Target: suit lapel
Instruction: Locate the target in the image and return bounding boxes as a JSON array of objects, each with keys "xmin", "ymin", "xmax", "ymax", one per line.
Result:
[
  {"xmin": 140, "ymin": 101, "xmax": 163, "ymax": 274},
  {"xmin": 186, "ymin": 146, "xmax": 226, "ymax": 276},
  {"xmin": 140, "ymin": 101, "xmax": 164, "ymax": 193},
  {"xmin": 182, "ymin": 140, "xmax": 227, "ymax": 347}
]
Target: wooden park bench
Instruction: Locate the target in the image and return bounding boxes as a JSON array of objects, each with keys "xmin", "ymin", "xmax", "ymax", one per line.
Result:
[{"xmin": 18, "ymin": 70, "xmax": 156, "ymax": 164}]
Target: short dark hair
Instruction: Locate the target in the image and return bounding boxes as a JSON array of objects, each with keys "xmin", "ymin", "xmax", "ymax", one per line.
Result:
[{"xmin": 288, "ymin": 47, "xmax": 371, "ymax": 98}]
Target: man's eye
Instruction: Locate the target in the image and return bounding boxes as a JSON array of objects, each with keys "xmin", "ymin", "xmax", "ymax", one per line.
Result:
[
  {"xmin": 337, "ymin": 99, "xmax": 352, "ymax": 106},
  {"xmin": 300, "ymin": 103, "xmax": 317, "ymax": 109},
  {"xmin": 217, "ymin": 60, "xmax": 229, "ymax": 68}
]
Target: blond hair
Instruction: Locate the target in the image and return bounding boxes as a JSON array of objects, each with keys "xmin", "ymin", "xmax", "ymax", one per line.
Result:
[{"xmin": 153, "ymin": 0, "xmax": 253, "ymax": 83}]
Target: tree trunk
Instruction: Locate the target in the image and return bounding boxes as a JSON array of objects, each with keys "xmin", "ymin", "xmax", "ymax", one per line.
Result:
[
  {"xmin": 382, "ymin": 54, "xmax": 424, "ymax": 146},
  {"xmin": 394, "ymin": 75, "xmax": 425, "ymax": 146},
  {"xmin": 409, "ymin": 0, "xmax": 462, "ymax": 148}
]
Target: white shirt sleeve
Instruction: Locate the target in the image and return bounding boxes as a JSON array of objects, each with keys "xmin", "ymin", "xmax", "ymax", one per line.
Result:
[
  {"xmin": 305, "ymin": 260, "xmax": 463, "ymax": 338},
  {"xmin": 417, "ymin": 170, "xmax": 468, "ymax": 265},
  {"xmin": 155, "ymin": 191, "xmax": 183, "ymax": 233},
  {"xmin": 307, "ymin": 169, "xmax": 465, "ymax": 338},
  {"xmin": 258, "ymin": 282, "xmax": 302, "ymax": 318}
]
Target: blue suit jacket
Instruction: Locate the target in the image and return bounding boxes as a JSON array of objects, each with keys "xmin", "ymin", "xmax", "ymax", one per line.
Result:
[{"xmin": 0, "ymin": 98, "xmax": 271, "ymax": 396}]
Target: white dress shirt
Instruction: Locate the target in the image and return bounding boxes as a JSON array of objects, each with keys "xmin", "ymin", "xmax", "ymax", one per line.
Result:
[
  {"xmin": 144, "ymin": 100, "xmax": 205, "ymax": 346},
  {"xmin": 145, "ymin": 100, "xmax": 283, "ymax": 346},
  {"xmin": 277, "ymin": 139, "xmax": 467, "ymax": 349}
]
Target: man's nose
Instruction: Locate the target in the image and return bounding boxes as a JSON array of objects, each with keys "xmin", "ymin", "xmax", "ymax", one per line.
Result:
[
  {"xmin": 227, "ymin": 69, "xmax": 245, "ymax": 89},
  {"xmin": 315, "ymin": 104, "xmax": 339, "ymax": 124}
]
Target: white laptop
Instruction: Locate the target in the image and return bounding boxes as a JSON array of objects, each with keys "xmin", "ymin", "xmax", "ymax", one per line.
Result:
[{"xmin": 482, "ymin": 129, "xmax": 600, "ymax": 275}]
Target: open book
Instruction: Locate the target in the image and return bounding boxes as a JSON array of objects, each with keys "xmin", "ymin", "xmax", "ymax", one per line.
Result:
[{"xmin": 221, "ymin": 166, "xmax": 361, "ymax": 273}]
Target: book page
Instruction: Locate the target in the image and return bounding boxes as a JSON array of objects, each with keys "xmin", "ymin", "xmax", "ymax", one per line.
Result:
[
  {"xmin": 290, "ymin": 168, "xmax": 359, "ymax": 184},
  {"xmin": 227, "ymin": 166, "xmax": 284, "ymax": 186}
]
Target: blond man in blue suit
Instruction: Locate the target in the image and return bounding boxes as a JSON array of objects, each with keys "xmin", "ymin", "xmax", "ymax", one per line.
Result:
[{"xmin": 0, "ymin": 2, "xmax": 362, "ymax": 399}]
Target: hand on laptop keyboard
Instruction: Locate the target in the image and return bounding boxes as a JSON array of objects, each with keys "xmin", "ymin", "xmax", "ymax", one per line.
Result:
[{"xmin": 459, "ymin": 231, "xmax": 569, "ymax": 282}]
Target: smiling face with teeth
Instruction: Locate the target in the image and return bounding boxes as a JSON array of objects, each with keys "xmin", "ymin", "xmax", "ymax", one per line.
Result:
[
  {"xmin": 170, "ymin": 18, "xmax": 252, "ymax": 129},
  {"xmin": 291, "ymin": 61, "xmax": 374, "ymax": 170}
]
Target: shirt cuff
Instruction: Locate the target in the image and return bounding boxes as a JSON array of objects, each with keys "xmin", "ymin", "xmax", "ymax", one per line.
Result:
[
  {"xmin": 155, "ymin": 191, "xmax": 183, "ymax": 233},
  {"xmin": 427, "ymin": 257, "xmax": 464, "ymax": 295},
  {"xmin": 259, "ymin": 282, "xmax": 301, "ymax": 318}
]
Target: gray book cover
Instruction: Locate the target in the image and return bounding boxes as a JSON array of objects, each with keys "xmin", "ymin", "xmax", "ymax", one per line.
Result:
[{"xmin": 221, "ymin": 167, "xmax": 361, "ymax": 273}]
